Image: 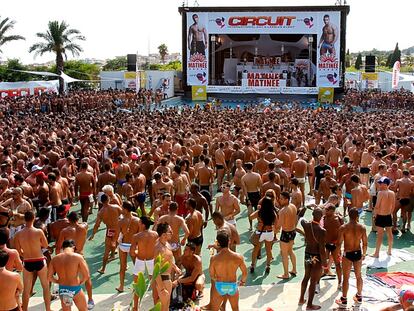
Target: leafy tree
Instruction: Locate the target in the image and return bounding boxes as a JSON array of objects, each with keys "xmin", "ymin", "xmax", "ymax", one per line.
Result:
[
  {"xmin": 376, "ymin": 54, "xmax": 387, "ymax": 67},
  {"xmin": 162, "ymin": 60, "xmax": 182, "ymax": 71},
  {"xmin": 0, "ymin": 59, "xmax": 31, "ymax": 82},
  {"xmin": 404, "ymin": 55, "xmax": 414, "ymax": 67},
  {"xmin": 386, "ymin": 53, "xmax": 393, "ymax": 67},
  {"xmin": 389, "ymin": 42, "xmax": 401, "ymax": 67},
  {"xmin": 158, "ymin": 44, "xmax": 168, "ymax": 64},
  {"xmin": 102, "ymin": 56, "xmax": 127, "ymax": 71},
  {"xmin": 50, "ymin": 60, "xmax": 100, "ymax": 88},
  {"xmin": 0, "ymin": 16, "xmax": 25, "ymax": 53},
  {"xmin": 355, "ymin": 53, "xmax": 362, "ymax": 70},
  {"xmin": 29, "ymin": 20, "xmax": 85, "ymax": 93},
  {"xmin": 149, "ymin": 64, "xmax": 161, "ymax": 70}
]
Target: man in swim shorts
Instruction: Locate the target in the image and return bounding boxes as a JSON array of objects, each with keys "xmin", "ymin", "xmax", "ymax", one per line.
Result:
[
  {"xmin": 209, "ymin": 231, "xmax": 247, "ymax": 311},
  {"xmin": 48, "ymin": 239, "xmax": 90, "ymax": 311}
]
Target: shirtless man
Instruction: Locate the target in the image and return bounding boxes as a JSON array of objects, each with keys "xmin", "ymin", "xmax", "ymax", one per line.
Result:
[
  {"xmin": 0, "ymin": 250, "xmax": 23, "ymax": 311},
  {"xmin": 360, "ymin": 146, "xmax": 374, "ymax": 186},
  {"xmin": 322, "ymin": 203, "xmax": 343, "ymax": 288},
  {"xmin": 48, "ymin": 172, "xmax": 63, "ymax": 222},
  {"xmin": 89, "ymin": 193, "xmax": 122, "ymax": 274},
  {"xmin": 130, "ymin": 216, "xmax": 158, "ymax": 311},
  {"xmin": 186, "ymin": 198, "xmax": 204, "ymax": 255},
  {"xmin": 189, "ymin": 183, "xmax": 211, "ymax": 226},
  {"xmin": 153, "ymin": 223, "xmax": 180, "ymax": 311},
  {"xmin": 291, "ymin": 178, "xmax": 303, "ymax": 210},
  {"xmin": 372, "ymin": 177, "xmax": 395, "ymax": 257},
  {"xmin": 75, "ymin": 161, "xmax": 96, "ymax": 222},
  {"xmin": 233, "ymin": 159, "xmax": 246, "ymax": 203},
  {"xmin": 319, "ymin": 170, "xmax": 338, "ymax": 203},
  {"xmin": 173, "ymin": 242, "xmax": 205, "ymax": 299},
  {"xmin": 394, "ymin": 170, "xmax": 414, "ymax": 232},
  {"xmin": 172, "ymin": 166, "xmax": 189, "ymax": 217},
  {"xmin": 96, "ymin": 163, "xmax": 116, "ymax": 194},
  {"xmin": 291, "ymin": 152, "xmax": 308, "ymax": 200},
  {"xmin": 153, "ymin": 193, "xmax": 172, "ymax": 222},
  {"xmin": 318, "ymin": 14, "xmax": 338, "ymax": 56},
  {"xmin": 131, "ymin": 170, "xmax": 147, "ymax": 216},
  {"xmin": 152, "ymin": 173, "xmax": 173, "ymax": 204},
  {"xmin": 261, "ymin": 172, "xmax": 281, "ymax": 203},
  {"xmin": 254, "ymin": 151, "xmax": 269, "ymax": 176},
  {"xmin": 241, "ymin": 162, "xmax": 263, "ymax": 230},
  {"xmin": 114, "ymin": 156, "xmax": 131, "ymax": 193},
  {"xmin": 116, "ymin": 201, "xmax": 141, "ymax": 292},
  {"xmin": 188, "ymin": 13, "xmax": 208, "ymax": 56},
  {"xmin": 48, "ymin": 239, "xmax": 90, "ymax": 311},
  {"xmin": 1, "ymin": 187, "xmax": 32, "ymax": 241},
  {"xmin": 336, "ymin": 208, "xmax": 368, "ymax": 308},
  {"xmin": 211, "ymin": 211, "xmax": 240, "ymax": 251},
  {"xmin": 298, "ymin": 208, "xmax": 327, "ymax": 311},
  {"xmin": 215, "ymin": 181, "xmax": 240, "ymax": 227},
  {"xmin": 0, "ymin": 228, "xmax": 23, "ymax": 272},
  {"xmin": 209, "ymin": 231, "xmax": 247, "ymax": 311},
  {"xmin": 197, "ymin": 157, "xmax": 214, "ymax": 194},
  {"xmin": 55, "ymin": 211, "xmax": 94, "ymax": 308},
  {"xmin": 276, "ymin": 192, "xmax": 297, "ymax": 279},
  {"xmin": 326, "ymin": 142, "xmax": 342, "ymax": 177},
  {"xmin": 14, "ymin": 211, "xmax": 51, "ymax": 311},
  {"xmin": 155, "ymin": 202, "xmax": 189, "ymax": 266},
  {"xmin": 215, "ymin": 143, "xmax": 227, "ymax": 190},
  {"xmin": 350, "ymin": 175, "xmax": 370, "ymax": 214}
]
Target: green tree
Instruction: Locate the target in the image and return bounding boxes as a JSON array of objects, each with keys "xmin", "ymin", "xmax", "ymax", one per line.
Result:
[
  {"xmin": 345, "ymin": 49, "xmax": 351, "ymax": 68},
  {"xmin": 102, "ymin": 56, "xmax": 127, "ymax": 71},
  {"xmin": 389, "ymin": 42, "xmax": 401, "ymax": 67},
  {"xmin": 29, "ymin": 20, "xmax": 85, "ymax": 93},
  {"xmin": 158, "ymin": 44, "xmax": 168, "ymax": 64},
  {"xmin": 50, "ymin": 60, "xmax": 100, "ymax": 88},
  {"xmin": 0, "ymin": 59, "xmax": 31, "ymax": 82},
  {"xmin": 355, "ymin": 53, "xmax": 362, "ymax": 70},
  {"xmin": 0, "ymin": 16, "xmax": 25, "ymax": 53},
  {"xmin": 376, "ymin": 54, "xmax": 387, "ymax": 67},
  {"xmin": 386, "ymin": 53, "xmax": 393, "ymax": 67},
  {"xmin": 404, "ymin": 55, "xmax": 414, "ymax": 67}
]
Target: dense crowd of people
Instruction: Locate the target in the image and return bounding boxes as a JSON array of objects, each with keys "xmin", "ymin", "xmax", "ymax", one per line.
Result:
[
  {"xmin": 0, "ymin": 89, "xmax": 413, "ymax": 311},
  {"xmin": 343, "ymin": 89, "xmax": 414, "ymax": 110}
]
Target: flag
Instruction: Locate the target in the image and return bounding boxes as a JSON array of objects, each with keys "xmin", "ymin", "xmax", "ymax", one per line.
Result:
[{"xmin": 392, "ymin": 61, "xmax": 401, "ymax": 89}]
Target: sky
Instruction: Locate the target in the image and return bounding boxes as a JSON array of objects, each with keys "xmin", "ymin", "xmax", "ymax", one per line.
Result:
[{"xmin": 0, "ymin": 0, "xmax": 412, "ymax": 64}]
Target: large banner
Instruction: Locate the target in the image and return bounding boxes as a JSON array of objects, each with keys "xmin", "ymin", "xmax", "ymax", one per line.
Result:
[
  {"xmin": 0, "ymin": 80, "xmax": 59, "ymax": 98},
  {"xmin": 361, "ymin": 72, "xmax": 378, "ymax": 89},
  {"xmin": 186, "ymin": 11, "xmax": 341, "ymax": 92}
]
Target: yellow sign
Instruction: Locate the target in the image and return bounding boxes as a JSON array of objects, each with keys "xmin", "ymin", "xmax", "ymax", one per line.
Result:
[
  {"xmin": 192, "ymin": 86, "xmax": 207, "ymax": 101},
  {"xmin": 318, "ymin": 87, "xmax": 334, "ymax": 103},
  {"xmin": 124, "ymin": 72, "xmax": 136, "ymax": 79},
  {"xmin": 361, "ymin": 72, "xmax": 378, "ymax": 80}
]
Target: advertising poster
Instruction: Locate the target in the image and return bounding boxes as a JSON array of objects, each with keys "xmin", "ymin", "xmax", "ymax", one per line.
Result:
[
  {"xmin": 124, "ymin": 72, "xmax": 136, "ymax": 89},
  {"xmin": 0, "ymin": 80, "xmax": 59, "ymax": 98},
  {"xmin": 318, "ymin": 87, "xmax": 334, "ymax": 103},
  {"xmin": 361, "ymin": 72, "xmax": 378, "ymax": 89},
  {"xmin": 192, "ymin": 85, "xmax": 207, "ymax": 100},
  {"xmin": 187, "ymin": 13, "xmax": 209, "ymax": 85}
]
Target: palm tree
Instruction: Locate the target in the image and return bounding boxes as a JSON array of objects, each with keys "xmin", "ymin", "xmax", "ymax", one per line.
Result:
[
  {"xmin": 0, "ymin": 16, "xmax": 25, "ymax": 53},
  {"xmin": 158, "ymin": 44, "xmax": 168, "ymax": 64},
  {"xmin": 29, "ymin": 21, "xmax": 85, "ymax": 93}
]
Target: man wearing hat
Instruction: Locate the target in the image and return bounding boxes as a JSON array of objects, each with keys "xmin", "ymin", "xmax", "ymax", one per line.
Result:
[{"xmin": 372, "ymin": 177, "xmax": 395, "ymax": 258}]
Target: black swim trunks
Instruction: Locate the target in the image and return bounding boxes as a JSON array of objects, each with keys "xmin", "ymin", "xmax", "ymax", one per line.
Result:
[
  {"xmin": 23, "ymin": 258, "xmax": 46, "ymax": 272},
  {"xmin": 344, "ymin": 249, "xmax": 362, "ymax": 262},
  {"xmin": 200, "ymin": 185, "xmax": 210, "ymax": 193},
  {"xmin": 325, "ymin": 243, "xmax": 337, "ymax": 252},
  {"xmin": 375, "ymin": 214, "xmax": 392, "ymax": 228},
  {"xmin": 280, "ymin": 230, "xmax": 296, "ymax": 243},
  {"xmin": 360, "ymin": 167, "xmax": 370, "ymax": 174},
  {"xmin": 247, "ymin": 191, "xmax": 261, "ymax": 210},
  {"xmin": 188, "ymin": 235, "xmax": 203, "ymax": 246},
  {"xmin": 216, "ymin": 164, "xmax": 224, "ymax": 170},
  {"xmin": 304, "ymin": 252, "xmax": 321, "ymax": 266}
]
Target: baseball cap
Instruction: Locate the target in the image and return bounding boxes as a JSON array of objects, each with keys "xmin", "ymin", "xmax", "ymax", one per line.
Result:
[
  {"xmin": 274, "ymin": 159, "xmax": 283, "ymax": 165},
  {"xmin": 400, "ymin": 289, "xmax": 414, "ymax": 304},
  {"xmin": 130, "ymin": 153, "xmax": 139, "ymax": 160},
  {"xmin": 31, "ymin": 165, "xmax": 43, "ymax": 172},
  {"xmin": 378, "ymin": 176, "xmax": 391, "ymax": 185}
]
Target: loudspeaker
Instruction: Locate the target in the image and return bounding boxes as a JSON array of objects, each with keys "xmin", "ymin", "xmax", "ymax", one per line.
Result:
[
  {"xmin": 365, "ymin": 55, "xmax": 376, "ymax": 72},
  {"xmin": 127, "ymin": 54, "xmax": 137, "ymax": 72}
]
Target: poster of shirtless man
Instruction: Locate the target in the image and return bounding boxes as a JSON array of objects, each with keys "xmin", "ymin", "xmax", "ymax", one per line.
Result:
[
  {"xmin": 318, "ymin": 14, "xmax": 338, "ymax": 56},
  {"xmin": 188, "ymin": 14, "xmax": 208, "ymax": 56}
]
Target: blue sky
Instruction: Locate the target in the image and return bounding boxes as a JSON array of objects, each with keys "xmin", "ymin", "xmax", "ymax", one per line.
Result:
[{"xmin": 1, "ymin": 0, "xmax": 411, "ymax": 64}]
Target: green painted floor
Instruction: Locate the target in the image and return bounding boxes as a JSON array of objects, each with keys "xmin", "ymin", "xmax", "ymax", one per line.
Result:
[{"xmin": 34, "ymin": 190, "xmax": 414, "ymax": 296}]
